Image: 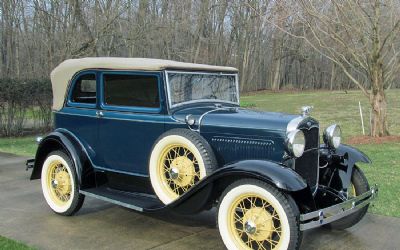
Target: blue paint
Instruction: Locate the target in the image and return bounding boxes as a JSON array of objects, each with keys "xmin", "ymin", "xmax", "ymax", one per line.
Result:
[{"xmin": 56, "ymin": 69, "xmax": 302, "ymax": 176}]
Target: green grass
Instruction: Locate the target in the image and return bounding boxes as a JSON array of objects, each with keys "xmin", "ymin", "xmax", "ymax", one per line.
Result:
[
  {"xmin": 0, "ymin": 236, "xmax": 35, "ymax": 250},
  {"xmin": 241, "ymin": 89, "xmax": 400, "ymax": 139},
  {"xmin": 0, "ymin": 136, "xmax": 37, "ymax": 156},
  {"xmin": 357, "ymin": 143, "xmax": 400, "ymax": 217}
]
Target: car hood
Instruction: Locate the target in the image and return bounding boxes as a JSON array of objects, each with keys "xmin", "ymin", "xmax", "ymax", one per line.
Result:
[{"xmin": 172, "ymin": 105, "xmax": 299, "ymax": 136}]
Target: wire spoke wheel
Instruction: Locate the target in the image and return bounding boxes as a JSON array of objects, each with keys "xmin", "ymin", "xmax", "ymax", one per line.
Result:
[
  {"xmin": 46, "ymin": 159, "xmax": 72, "ymax": 206},
  {"xmin": 218, "ymin": 180, "xmax": 300, "ymax": 250},
  {"xmin": 325, "ymin": 166, "xmax": 370, "ymax": 230},
  {"xmin": 348, "ymin": 183, "xmax": 356, "ymax": 198},
  {"xmin": 150, "ymin": 129, "xmax": 217, "ymax": 205},
  {"xmin": 228, "ymin": 194, "xmax": 284, "ymax": 250},
  {"xmin": 41, "ymin": 151, "xmax": 85, "ymax": 215},
  {"xmin": 158, "ymin": 144, "xmax": 201, "ymax": 199}
]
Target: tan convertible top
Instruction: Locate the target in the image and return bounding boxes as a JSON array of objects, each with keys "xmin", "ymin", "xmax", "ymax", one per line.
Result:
[{"xmin": 50, "ymin": 57, "xmax": 238, "ymax": 111}]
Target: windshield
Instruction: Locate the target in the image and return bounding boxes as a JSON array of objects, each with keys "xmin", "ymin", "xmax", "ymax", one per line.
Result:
[{"xmin": 166, "ymin": 71, "xmax": 239, "ymax": 107}]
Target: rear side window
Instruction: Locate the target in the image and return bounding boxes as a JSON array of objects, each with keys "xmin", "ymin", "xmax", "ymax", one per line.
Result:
[
  {"xmin": 103, "ymin": 74, "xmax": 159, "ymax": 108},
  {"xmin": 71, "ymin": 73, "xmax": 97, "ymax": 104}
]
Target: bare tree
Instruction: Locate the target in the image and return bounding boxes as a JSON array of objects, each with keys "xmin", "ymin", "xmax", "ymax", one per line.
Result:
[
  {"xmin": 0, "ymin": 0, "xmax": 399, "ymax": 137},
  {"xmin": 292, "ymin": 0, "xmax": 400, "ymax": 136}
]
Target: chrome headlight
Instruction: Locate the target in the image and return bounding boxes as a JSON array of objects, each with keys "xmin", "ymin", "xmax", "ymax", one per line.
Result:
[
  {"xmin": 323, "ymin": 124, "xmax": 341, "ymax": 149},
  {"xmin": 286, "ymin": 129, "xmax": 305, "ymax": 158}
]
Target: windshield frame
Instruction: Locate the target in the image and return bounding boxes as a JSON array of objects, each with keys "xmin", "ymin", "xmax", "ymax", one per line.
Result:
[{"xmin": 165, "ymin": 70, "xmax": 240, "ymax": 109}]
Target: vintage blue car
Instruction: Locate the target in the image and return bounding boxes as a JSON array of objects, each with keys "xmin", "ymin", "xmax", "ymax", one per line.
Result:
[{"xmin": 29, "ymin": 58, "xmax": 377, "ymax": 250}]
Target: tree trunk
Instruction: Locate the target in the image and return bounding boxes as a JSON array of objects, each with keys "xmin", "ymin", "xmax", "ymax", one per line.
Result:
[
  {"xmin": 330, "ymin": 63, "xmax": 336, "ymax": 90},
  {"xmin": 369, "ymin": 65, "xmax": 389, "ymax": 137}
]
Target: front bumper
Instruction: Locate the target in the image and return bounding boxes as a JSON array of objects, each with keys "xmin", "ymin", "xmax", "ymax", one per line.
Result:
[{"xmin": 300, "ymin": 184, "xmax": 378, "ymax": 231}]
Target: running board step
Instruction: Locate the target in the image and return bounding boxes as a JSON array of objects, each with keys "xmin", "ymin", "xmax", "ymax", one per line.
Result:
[{"xmin": 80, "ymin": 186, "xmax": 164, "ymax": 212}]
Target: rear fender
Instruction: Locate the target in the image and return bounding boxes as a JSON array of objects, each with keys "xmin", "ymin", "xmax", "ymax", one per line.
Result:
[
  {"xmin": 30, "ymin": 129, "xmax": 95, "ymax": 188},
  {"xmin": 169, "ymin": 160, "xmax": 309, "ymax": 214}
]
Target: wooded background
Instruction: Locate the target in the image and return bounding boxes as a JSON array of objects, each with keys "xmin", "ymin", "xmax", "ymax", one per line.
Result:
[{"xmin": 1, "ymin": 0, "xmax": 399, "ymax": 136}]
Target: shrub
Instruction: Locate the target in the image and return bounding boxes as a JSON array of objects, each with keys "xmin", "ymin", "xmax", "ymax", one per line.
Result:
[{"xmin": 0, "ymin": 78, "xmax": 52, "ymax": 136}]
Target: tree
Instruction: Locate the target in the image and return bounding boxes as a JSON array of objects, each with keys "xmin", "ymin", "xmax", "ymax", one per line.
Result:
[{"xmin": 292, "ymin": 0, "xmax": 400, "ymax": 136}]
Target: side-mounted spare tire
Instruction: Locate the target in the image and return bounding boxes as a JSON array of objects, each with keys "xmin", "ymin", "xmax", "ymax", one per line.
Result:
[{"xmin": 149, "ymin": 128, "xmax": 217, "ymax": 205}]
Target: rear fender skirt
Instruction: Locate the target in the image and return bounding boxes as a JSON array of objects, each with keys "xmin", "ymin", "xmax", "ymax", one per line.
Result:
[
  {"xmin": 30, "ymin": 129, "xmax": 95, "ymax": 188},
  {"xmin": 166, "ymin": 160, "xmax": 308, "ymax": 214}
]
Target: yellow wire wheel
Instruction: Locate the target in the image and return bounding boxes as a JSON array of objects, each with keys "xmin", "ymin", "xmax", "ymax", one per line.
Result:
[
  {"xmin": 348, "ymin": 183, "xmax": 357, "ymax": 198},
  {"xmin": 218, "ymin": 180, "xmax": 295, "ymax": 250},
  {"xmin": 149, "ymin": 129, "xmax": 216, "ymax": 205},
  {"xmin": 41, "ymin": 151, "xmax": 76, "ymax": 214},
  {"xmin": 46, "ymin": 159, "xmax": 72, "ymax": 206}
]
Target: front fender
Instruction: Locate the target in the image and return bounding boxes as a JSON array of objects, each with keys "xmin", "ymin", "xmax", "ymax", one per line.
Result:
[
  {"xmin": 216, "ymin": 160, "xmax": 308, "ymax": 191},
  {"xmin": 30, "ymin": 130, "xmax": 95, "ymax": 188},
  {"xmin": 336, "ymin": 144, "xmax": 371, "ymax": 165},
  {"xmin": 319, "ymin": 144, "xmax": 371, "ymax": 195},
  {"xmin": 167, "ymin": 160, "xmax": 308, "ymax": 214}
]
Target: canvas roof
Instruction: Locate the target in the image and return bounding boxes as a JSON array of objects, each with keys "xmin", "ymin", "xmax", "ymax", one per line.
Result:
[{"xmin": 50, "ymin": 57, "xmax": 238, "ymax": 110}]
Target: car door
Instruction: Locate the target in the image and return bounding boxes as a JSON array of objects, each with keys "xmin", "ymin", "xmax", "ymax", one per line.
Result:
[
  {"xmin": 55, "ymin": 70, "xmax": 102, "ymax": 165},
  {"xmin": 97, "ymin": 71, "xmax": 166, "ymax": 176}
]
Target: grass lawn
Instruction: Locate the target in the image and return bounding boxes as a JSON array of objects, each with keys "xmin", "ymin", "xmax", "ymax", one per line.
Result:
[
  {"xmin": 0, "ymin": 136, "xmax": 37, "ymax": 157},
  {"xmin": 0, "ymin": 236, "xmax": 35, "ymax": 250},
  {"xmin": 241, "ymin": 89, "xmax": 400, "ymax": 138},
  {"xmin": 357, "ymin": 143, "xmax": 400, "ymax": 217},
  {"xmin": 0, "ymin": 89, "xmax": 399, "ymax": 219}
]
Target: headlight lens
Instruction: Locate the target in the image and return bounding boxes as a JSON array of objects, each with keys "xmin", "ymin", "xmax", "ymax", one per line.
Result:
[
  {"xmin": 323, "ymin": 124, "xmax": 342, "ymax": 149},
  {"xmin": 286, "ymin": 129, "xmax": 305, "ymax": 157}
]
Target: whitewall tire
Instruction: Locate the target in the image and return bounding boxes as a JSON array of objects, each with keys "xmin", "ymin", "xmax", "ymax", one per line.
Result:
[
  {"xmin": 217, "ymin": 179, "xmax": 301, "ymax": 250},
  {"xmin": 41, "ymin": 150, "xmax": 84, "ymax": 215}
]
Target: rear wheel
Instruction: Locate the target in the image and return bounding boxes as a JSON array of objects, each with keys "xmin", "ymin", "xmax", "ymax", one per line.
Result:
[
  {"xmin": 41, "ymin": 150, "xmax": 84, "ymax": 216},
  {"xmin": 324, "ymin": 166, "xmax": 369, "ymax": 230},
  {"xmin": 217, "ymin": 179, "xmax": 301, "ymax": 250}
]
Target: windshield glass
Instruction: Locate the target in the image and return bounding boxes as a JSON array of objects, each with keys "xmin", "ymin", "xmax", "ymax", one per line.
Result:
[{"xmin": 166, "ymin": 72, "xmax": 239, "ymax": 107}]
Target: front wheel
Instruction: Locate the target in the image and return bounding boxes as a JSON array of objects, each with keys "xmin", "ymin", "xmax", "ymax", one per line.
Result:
[
  {"xmin": 217, "ymin": 179, "xmax": 301, "ymax": 250},
  {"xmin": 41, "ymin": 150, "xmax": 84, "ymax": 216},
  {"xmin": 324, "ymin": 165, "xmax": 369, "ymax": 230}
]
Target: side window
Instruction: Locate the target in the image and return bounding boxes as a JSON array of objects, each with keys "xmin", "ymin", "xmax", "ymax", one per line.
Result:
[
  {"xmin": 103, "ymin": 74, "xmax": 159, "ymax": 108},
  {"xmin": 70, "ymin": 73, "xmax": 97, "ymax": 104}
]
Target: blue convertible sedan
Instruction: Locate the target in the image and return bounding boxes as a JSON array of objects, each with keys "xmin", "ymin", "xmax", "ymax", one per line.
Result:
[{"xmin": 28, "ymin": 58, "xmax": 377, "ymax": 250}]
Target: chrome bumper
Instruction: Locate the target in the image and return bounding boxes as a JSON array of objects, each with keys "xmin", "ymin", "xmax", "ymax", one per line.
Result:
[{"xmin": 300, "ymin": 184, "xmax": 378, "ymax": 231}]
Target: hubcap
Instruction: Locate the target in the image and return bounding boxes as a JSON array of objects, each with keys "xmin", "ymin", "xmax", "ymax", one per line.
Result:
[
  {"xmin": 244, "ymin": 220, "xmax": 257, "ymax": 235},
  {"xmin": 242, "ymin": 207, "xmax": 274, "ymax": 241},
  {"xmin": 169, "ymin": 167, "xmax": 179, "ymax": 180}
]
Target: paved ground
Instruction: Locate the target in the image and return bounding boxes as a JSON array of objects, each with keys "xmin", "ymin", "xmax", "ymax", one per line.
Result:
[{"xmin": 0, "ymin": 152, "xmax": 399, "ymax": 250}]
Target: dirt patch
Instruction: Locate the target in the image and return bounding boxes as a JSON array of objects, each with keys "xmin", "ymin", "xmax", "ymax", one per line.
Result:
[{"xmin": 346, "ymin": 135, "xmax": 400, "ymax": 145}]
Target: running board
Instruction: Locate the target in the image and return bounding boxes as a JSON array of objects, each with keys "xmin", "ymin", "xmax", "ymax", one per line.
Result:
[{"xmin": 80, "ymin": 186, "xmax": 164, "ymax": 212}]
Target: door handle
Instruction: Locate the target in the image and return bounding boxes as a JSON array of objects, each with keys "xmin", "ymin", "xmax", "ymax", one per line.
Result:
[{"xmin": 96, "ymin": 111, "xmax": 104, "ymax": 118}]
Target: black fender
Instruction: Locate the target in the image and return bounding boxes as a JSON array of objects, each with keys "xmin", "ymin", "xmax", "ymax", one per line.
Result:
[
  {"xmin": 30, "ymin": 129, "xmax": 95, "ymax": 189},
  {"xmin": 166, "ymin": 159, "xmax": 308, "ymax": 214},
  {"xmin": 319, "ymin": 144, "xmax": 371, "ymax": 195},
  {"xmin": 336, "ymin": 144, "xmax": 371, "ymax": 165}
]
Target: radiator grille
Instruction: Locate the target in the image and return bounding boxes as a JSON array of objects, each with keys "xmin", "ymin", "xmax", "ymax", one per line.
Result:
[{"xmin": 294, "ymin": 127, "xmax": 319, "ymax": 187}]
